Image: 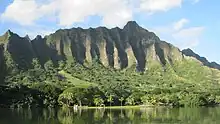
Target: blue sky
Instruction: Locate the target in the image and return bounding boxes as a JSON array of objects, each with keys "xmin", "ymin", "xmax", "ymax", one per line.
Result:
[{"xmin": 0, "ymin": 0, "xmax": 219, "ymax": 63}]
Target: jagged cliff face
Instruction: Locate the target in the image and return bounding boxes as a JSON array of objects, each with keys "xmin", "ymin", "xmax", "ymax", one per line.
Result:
[
  {"xmin": 0, "ymin": 30, "xmax": 34, "ymax": 69},
  {"xmin": 0, "ymin": 44, "xmax": 4, "ymax": 82},
  {"xmin": 0, "ymin": 21, "xmax": 191, "ymax": 72},
  {"xmin": 39, "ymin": 21, "xmax": 183, "ymax": 71}
]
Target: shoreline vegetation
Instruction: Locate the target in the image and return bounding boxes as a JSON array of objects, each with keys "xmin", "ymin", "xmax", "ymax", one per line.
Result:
[
  {"xmin": 86, "ymin": 106, "xmax": 145, "ymax": 109},
  {"xmin": 66, "ymin": 105, "xmax": 155, "ymax": 109},
  {"xmin": 62, "ymin": 104, "xmax": 220, "ymax": 110}
]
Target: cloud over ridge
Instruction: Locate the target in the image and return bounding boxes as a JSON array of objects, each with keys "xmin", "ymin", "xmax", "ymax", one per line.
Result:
[{"xmin": 1, "ymin": 0, "xmax": 198, "ymax": 28}]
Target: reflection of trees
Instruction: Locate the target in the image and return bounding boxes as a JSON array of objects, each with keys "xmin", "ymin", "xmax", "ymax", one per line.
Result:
[
  {"xmin": 140, "ymin": 108, "xmax": 152, "ymax": 120},
  {"xmin": 57, "ymin": 108, "xmax": 90, "ymax": 124},
  {"xmin": 125, "ymin": 109, "xmax": 135, "ymax": 120},
  {"xmin": 42, "ymin": 108, "xmax": 56, "ymax": 121},
  {"xmin": 94, "ymin": 109, "xmax": 104, "ymax": 121},
  {"xmin": 119, "ymin": 109, "xmax": 125, "ymax": 119},
  {"xmin": 13, "ymin": 108, "xmax": 33, "ymax": 121},
  {"xmin": 57, "ymin": 107, "xmax": 75, "ymax": 124},
  {"xmin": 107, "ymin": 110, "xmax": 113, "ymax": 121},
  {"xmin": 10, "ymin": 108, "xmax": 59, "ymax": 124},
  {"xmin": 5, "ymin": 107, "xmax": 220, "ymax": 124}
]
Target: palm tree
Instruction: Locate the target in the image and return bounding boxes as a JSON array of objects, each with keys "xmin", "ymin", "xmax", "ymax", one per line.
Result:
[
  {"xmin": 119, "ymin": 97, "xmax": 124, "ymax": 107},
  {"xmin": 107, "ymin": 95, "xmax": 114, "ymax": 107},
  {"xmin": 94, "ymin": 95, "xmax": 104, "ymax": 107}
]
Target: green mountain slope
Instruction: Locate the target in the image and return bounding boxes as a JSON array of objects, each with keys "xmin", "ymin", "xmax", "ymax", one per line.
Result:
[
  {"xmin": 58, "ymin": 70, "xmax": 97, "ymax": 88},
  {"xmin": 0, "ymin": 21, "xmax": 220, "ymax": 108}
]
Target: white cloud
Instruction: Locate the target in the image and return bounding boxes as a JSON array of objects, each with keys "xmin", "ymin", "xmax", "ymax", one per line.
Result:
[
  {"xmin": 172, "ymin": 27, "xmax": 204, "ymax": 48},
  {"xmin": 173, "ymin": 18, "xmax": 189, "ymax": 30},
  {"xmin": 98, "ymin": 0, "xmax": 133, "ymax": 28},
  {"xmin": 55, "ymin": 0, "xmax": 133, "ymax": 27},
  {"xmin": 1, "ymin": 0, "xmax": 132, "ymax": 28},
  {"xmin": 191, "ymin": 0, "xmax": 200, "ymax": 4},
  {"xmin": 1, "ymin": 0, "xmax": 194, "ymax": 28},
  {"xmin": 172, "ymin": 27, "xmax": 204, "ymax": 39},
  {"xmin": 152, "ymin": 18, "xmax": 204, "ymax": 49},
  {"xmin": 1, "ymin": 0, "xmax": 201, "ymax": 34},
  {"xmin": 1, "ymin": 0, "xmax": 38, "ymax": 25},
  {"xmin": 140, "ymin": 0, "xmax": 183, "ymax": 14},
  {"xmin": 0, "ymin": 0, "xmax": 54, "ymax": 26}
]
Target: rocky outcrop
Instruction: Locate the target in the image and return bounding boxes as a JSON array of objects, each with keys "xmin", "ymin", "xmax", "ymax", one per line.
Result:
[
  {"xmin": 41, "ymin": 21, "xmax": 183, "ymax": 71},
  {"xmin": 1, "ymin": 21, "xmax": 219, "ymax": 74},
  {"xmin": 0, "ymin": 44, "xmax": 5, "ymax": 82},
  {"xmin": 0, "ymin": 21, "xmax": 188, "ymax": 72},
  {"xmin": 31, "ymin": 35, "xmax": 51, "ymax": 65},
  {"xmin": 0, "ymin": 30, "xmax": 34, "ymax": 69}
]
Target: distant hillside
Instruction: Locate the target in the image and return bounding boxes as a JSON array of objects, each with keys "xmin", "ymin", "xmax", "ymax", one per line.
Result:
[{"xmin": 182, "ymin": 48, "xmax": 220, "ymax": 70}]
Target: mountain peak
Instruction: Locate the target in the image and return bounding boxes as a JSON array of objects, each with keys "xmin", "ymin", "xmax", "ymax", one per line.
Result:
[
  {"xmin": 126, "ymin": 21, "xmax": 139, "ymax": 26},
  {"xmin": 0, "ymin": 30, "xmax": 13, "ymax": 43},
  {"xmin": 25, "ymin": 35, "xmax": 31, "ymax": 41},
  {"xmin": 5, "ymin": 30, "xmax": 13, "ymax": 36},
  {"xmin": 124, "ymin": 21, "xmax": 140, "ymax": 29},
  {"xmin": 35, "ymin": 35, "xmax": 43, "ymax": 40},
  {"xmin": 6, "ymin": 29, "xmax": 12, "ymax": 33},
  {"xmin": 183, "ymin": 48, "xmax": 193, "ymax": 52}
]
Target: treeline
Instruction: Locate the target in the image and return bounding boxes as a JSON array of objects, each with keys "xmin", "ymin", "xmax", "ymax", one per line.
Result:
[{"xmin": 1, "ymin": 52, "xmax": 220, "ymax": 108}]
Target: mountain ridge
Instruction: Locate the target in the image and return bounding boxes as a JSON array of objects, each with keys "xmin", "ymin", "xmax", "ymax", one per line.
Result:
[
  {"xmin": 182, "ymin": 48, "xmax": 220, "ymax": 70},
  {"xmin": 0, "ymin": 21, "xmax": 219, "ymax": 71}
]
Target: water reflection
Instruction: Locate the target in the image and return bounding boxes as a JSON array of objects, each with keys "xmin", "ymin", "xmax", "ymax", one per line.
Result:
[{"xmin": 0, "ymin": 107, "xmax": 220, "ymax": 124}]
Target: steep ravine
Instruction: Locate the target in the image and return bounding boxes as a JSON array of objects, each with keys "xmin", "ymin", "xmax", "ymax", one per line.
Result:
[{"xmin": 37, "ymin": 21, "xmax": 183, "ymax": 71}]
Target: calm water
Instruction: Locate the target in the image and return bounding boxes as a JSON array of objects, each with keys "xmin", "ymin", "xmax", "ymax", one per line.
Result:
[{"xmin": 0, "ymin": 107, "xmax": 220, "ymax": 124}]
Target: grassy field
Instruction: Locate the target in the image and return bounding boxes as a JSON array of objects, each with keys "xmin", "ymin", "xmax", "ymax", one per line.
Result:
[{"xmin": 58, "ymin": 70, "xmax": 97, "ymax": 88}]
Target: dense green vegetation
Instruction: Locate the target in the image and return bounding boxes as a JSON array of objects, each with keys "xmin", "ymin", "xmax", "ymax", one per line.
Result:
[{"xmin": 1, "ymin": 51, "xmax": 220, "ymax": 108}]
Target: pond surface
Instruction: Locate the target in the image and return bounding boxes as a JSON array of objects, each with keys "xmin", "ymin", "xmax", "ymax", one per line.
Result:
[{"xmin": 0, "ymin": 107, "xmax": 220, "ymax": 124}]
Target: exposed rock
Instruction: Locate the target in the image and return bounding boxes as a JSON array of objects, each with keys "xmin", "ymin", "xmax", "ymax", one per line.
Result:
[
  {"xmin": 31, "ymin": 35, "xmax": 51, "ymax": 65},
  {"xmin": 2, "ymin": 21, "xmax": 214, "ymax": 73},
  {"xmin": 0, "ymin": 44, "xmax": 5, "ymax": 82},
  {"xmin": 40, "ymin": 21, "xmax": 183, "ymax": 71},
  {"xmin": 0, "ymin": 31, "xmax": 34, "ymax": 69}
]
